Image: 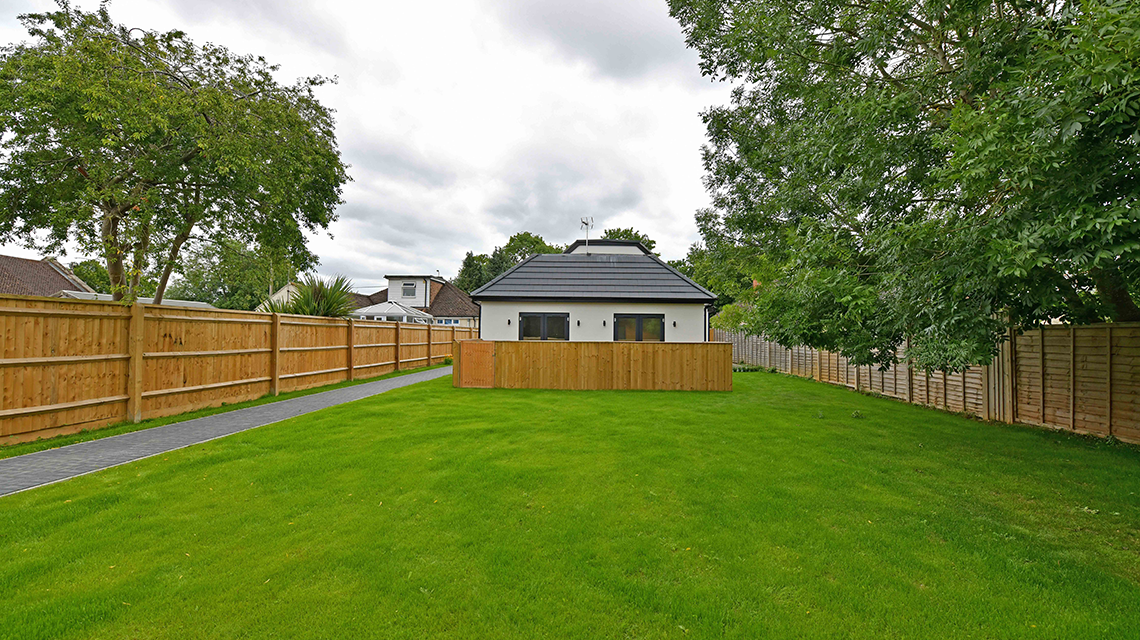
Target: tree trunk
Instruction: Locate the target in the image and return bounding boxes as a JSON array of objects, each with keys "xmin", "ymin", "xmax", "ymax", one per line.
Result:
[
  {"xmin": 1092, "ymin": 266, "xmax": 1140, "ymax": 322},
  {"xmin": 153, "ymin": 220, "xmax": 195, "ymax": 305},
  {"xmin": 102, "ymin": 208, "xmax": 127, "ymax": 302}
]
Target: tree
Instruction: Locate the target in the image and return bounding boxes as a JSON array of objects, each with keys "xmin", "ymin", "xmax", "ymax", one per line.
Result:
[
  {"xmin": 165, "ymin": 240, "xmax": 296, "ymax": 310},
  {"xmin": 0, "ymin": 3, "xmax": 347, "ymax": 303},
  {"xmin": 669, "ymin": 0, "xmax": 1140, "ymax": 371},
  {"xmin": 262, "ymin": 273, "xmax": 356, "ymax": 318},
  {"xmin": 69, "ymin": 258, "xmax": 156, "ymax": 296},
  {"xmin": 601, "ymin": 227, "xmax": 657, "ymax": 253},
  {"xmin": 668, "ymin": 243, "xmax": 750, "ymax": 314},
  {"xmin": 453, "ymin": 232, "xmax": 562, "ymax": 292},
  {"xmin": 454, "ymin": 251, "xmax": 493, "ymax": 293},
  {"xmin": 69, "ymin": 259, "xmax": 111, "ymax": 294}
]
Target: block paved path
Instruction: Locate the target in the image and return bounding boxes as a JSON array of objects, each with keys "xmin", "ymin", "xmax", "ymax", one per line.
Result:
[{"xmin": 0, "ymin": 366, "xmax": 452, "ymax": 497}]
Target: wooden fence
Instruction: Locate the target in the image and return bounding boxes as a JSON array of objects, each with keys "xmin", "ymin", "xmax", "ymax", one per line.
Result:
[
  {"xmin": 453, "ymin": 340, "xmax": 733, "ymax": 391},
  {"xmin": 715, "ymin": 325, "xmax": 1140, "ymax": 445},
  {"xmin": 0, "ymin": 294, "xmax": 474, "ymax": 444}
]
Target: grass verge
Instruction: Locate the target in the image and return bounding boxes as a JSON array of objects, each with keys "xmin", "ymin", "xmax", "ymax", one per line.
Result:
[{"xmin": 0, "ymin": 365, "xmax": 447, "ymax": 460}]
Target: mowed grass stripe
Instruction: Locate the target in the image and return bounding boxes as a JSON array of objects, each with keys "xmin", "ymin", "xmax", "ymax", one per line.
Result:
[{"xmin": 1, "ymin": 373, "xmax": 1137, "ymax": 639}]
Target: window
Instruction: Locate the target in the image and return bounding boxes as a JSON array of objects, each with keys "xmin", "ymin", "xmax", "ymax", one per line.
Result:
[
  {"xmin": 519, "ymin": 313, "xmax": 569, "ymax": 340},
  {"xmin": 614, "ymin": 314, "xmax": 665, "ymax": 342},
  {"xmin": 402, "ymin": 282, "xmax": 416, "ymax": 298}
]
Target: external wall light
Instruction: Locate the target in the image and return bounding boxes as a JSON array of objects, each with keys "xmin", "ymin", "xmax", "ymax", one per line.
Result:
[
  {"xmin": 673, "ymin": 321, "xmax": 677, "ymax": 327},
  {"xmin": 576, "ymin": 320, "xmax": 580, "ymax": 326},
  {"xmin": 603, "ymin": 320, "xmax": 606, "ymax": 327},
  {"xmin": 507, "ymin": 319, "xmax": 511, "ymax": 325}
]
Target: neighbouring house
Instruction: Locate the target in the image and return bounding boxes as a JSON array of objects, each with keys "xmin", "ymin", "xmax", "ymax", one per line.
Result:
[
  {"xmin": 353, "ymin": 300, "xmax": 432, "ymax": 324},
  {"xmin": 0, "ymin": 254, "xmax": 94, "ymax": 297},
  {"xmin": 54, "ymin": 290, "xmax": 216, "ymax": 309},
  {"xmin": 471, "ymin": 239, "xmax": 716, "ymax": 342},
  {"xmin": 259, "ymin": 275, "xmax": 479, "ymax": 328}
]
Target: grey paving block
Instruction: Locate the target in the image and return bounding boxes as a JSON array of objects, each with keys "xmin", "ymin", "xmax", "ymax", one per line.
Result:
[{"xmin": 0, "ymin": 367, "xmax": 452, "ymax": 497}]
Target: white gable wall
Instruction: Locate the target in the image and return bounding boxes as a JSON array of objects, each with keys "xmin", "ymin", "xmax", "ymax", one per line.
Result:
[
  {"xmin": 479, "ymin": 301, "xmax": 707, "ymax": 342},
  {"xmin": 565, "ymin": 244, "xmax": 645, "ymax": 255},
  {"xmin": 386, "ymin": 277, "xmax": 431, "ymax": 308}
]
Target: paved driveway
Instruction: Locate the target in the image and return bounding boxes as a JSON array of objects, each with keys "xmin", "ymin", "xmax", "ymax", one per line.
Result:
[{"xmin": 0, "ymin": 367, "xmax": 452, "ymax": 497}]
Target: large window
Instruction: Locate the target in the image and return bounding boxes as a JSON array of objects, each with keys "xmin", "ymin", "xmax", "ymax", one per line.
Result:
[
  {"xmin": 402, "ymin": 282, "xmax": 416, "ymax": 298},
  {"xmin": 519, "ymin": 313, "xmax": 569, "ymax": 340},
  {"xmin": 614, "ymin": 314, "xmax": 665, "ymax": 342}
]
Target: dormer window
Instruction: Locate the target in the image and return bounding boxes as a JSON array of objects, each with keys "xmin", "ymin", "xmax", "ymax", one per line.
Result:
[{"xmin": 402, "ymin": 282, "xmax": 416, "ymax": 298}]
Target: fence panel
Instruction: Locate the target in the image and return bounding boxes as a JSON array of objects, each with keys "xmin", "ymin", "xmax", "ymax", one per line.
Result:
[
  {"xmin": 454, "ymin": 341, "xmax": 731, "ymax": 391},
  {"xmin": 714, "ymin": 326, "xmax": 1140, "ymax": 445},
  {"xmin": 0, "ymin": 295, "xmax": 131, "ymax": 441},
  {"xmin": 143, "ymin": 306, "xmax": 273, "ymax": 420},
  {"xmin": 1, "ymin": 295, "xmax": 464, "ymax": 444}
]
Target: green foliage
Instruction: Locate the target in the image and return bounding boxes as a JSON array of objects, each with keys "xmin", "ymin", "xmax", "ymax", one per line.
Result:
[
  {"xmin": 165, "ymin": 240, "xmax": 296, "ymax": 310},
  {"xmin": 68, "ymin": 258, "xmax": 156, "ymax": 296},
  {"xmin": 601, "ymin": 227, "xmax": 657, "ymax": 252},
  {"xmin": 670, "ymin": 0, "xmax": 1140, "ymax": 371},
  {"xmin": 68, "ymin": 259, "xmax": 111, "ymax": 294},
  {"xmin": 453, "ymin": 232, "xmax": 562, "ymax": 292},
  {"xmin": 0, "ymin": 2, "xmax": 348, "ymax": 303},
  {"xmin": 453, "ymin": 252, "xmax": 493, "ymax": 293},
  {"xmin": 270, "ymin": 273, "xmax": 356, "ymax": 318}
]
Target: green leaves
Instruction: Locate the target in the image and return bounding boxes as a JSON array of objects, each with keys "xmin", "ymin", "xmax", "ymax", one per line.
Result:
[
  {"xmin": 672, "ymin": 0, "xmax": 1140, "ymax": 370},
  {"xmin": 0, "ymin": 2, "xmax": 348, "ymax": 303},
  {"xmin": 268, "ymin": 274, "xmax": 357, "ymax": 318}
]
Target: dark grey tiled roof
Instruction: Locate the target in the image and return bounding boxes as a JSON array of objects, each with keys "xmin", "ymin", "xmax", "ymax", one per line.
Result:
[{"xmin": 471, "ymin": 254, "xmax": 715, "ymax": 302}]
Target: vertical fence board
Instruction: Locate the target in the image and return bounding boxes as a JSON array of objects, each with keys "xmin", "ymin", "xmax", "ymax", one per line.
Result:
[
  {"xmin": 716, "ymin": 326, "xmax": 1140, "ymax": 445},
  {"xmin": 0, "ymin": 295, "xmax": 460, "ymax": 444}
]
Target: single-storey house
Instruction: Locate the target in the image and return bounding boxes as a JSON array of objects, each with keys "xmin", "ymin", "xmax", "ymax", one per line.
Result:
[
  {"xmin": 471, "ymin": 239, "xmax": 715, "ymax": 342},
  {"xmin": 259, "ymin": 274, "xmax": 479, "ymax": 328},
  {"xmin": 0, "ymin": 254, "xmax": 94, "ymax": 297},
  {"xmin": 352, "ymin": 300, "xmax": 433, "ymax": 324},
  {"xmin": 55, "ymin": 290, "xmax": 216, "ymax": 309}
]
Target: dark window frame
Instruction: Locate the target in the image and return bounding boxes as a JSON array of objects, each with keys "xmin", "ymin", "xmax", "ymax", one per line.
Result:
[
  {"xmin": 613, "ymin": 314, "xmax": 666, "ymax": 342},
  {"xmin": 518, "ymin": 312, "xmax": 570, "ymax": 341}
]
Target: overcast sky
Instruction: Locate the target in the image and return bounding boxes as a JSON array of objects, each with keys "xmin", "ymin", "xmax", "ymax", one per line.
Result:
[{"xmin": 0, "ymin": 0, "xmax": 728, "ymax": 291}]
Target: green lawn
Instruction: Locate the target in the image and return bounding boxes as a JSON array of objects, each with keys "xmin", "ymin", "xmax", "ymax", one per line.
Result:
[{"xmin": 2, "ymin": 373, "xmax": 1138, "ymax": 639}]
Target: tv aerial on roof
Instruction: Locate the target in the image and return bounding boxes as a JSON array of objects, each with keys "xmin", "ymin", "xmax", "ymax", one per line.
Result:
[{"xmin": 580, "ymin": 217, "xmax": 594, "ymax": 254}]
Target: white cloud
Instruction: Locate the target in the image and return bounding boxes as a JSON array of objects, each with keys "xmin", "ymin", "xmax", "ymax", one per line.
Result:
[{"xmin": 0, "ymin": 0, "xmax": 729, "ymax": 288}]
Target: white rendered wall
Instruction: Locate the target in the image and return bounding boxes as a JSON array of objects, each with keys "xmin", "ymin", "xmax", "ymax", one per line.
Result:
[
  {"xmin": 387, "ymin": 277, "xmax": 430, "ymax": 308},
  {"xmin": 566, "ymin": 244, "xmax": 645, "ymax": 255},
  {"xmin": 479, "ymin": 301, "xmax": 707, "ymax": 342}
]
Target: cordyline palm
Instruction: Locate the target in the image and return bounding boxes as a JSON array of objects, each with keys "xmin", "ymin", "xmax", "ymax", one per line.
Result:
[{"xmin": 264, "ymin": 273, "xmax": 356, "ymax": 318}]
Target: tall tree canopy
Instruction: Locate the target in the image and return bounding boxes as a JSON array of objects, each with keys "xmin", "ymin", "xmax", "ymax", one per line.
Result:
[
  {"xmin": 601, "ymin": 227, "xmax": 657, "ymax": 252},
  {"xmin": 0, "ymin": 2, "xmax": 348, "ymax": 303},
  {"xmin": 165, "ymin": 239, "xmax": 296, "ymax": 310},
  {"xmin": 669, "ymin": 0, "xmax": 1140, "ymax": 371},
  {"xmin": 453, "ymin": 232, "xmax": 562, "ymax": 292}
]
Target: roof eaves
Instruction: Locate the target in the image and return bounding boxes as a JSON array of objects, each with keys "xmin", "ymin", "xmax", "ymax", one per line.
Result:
[{"xmin": 644, "ymin": 253, "xmax": 717, "ymax": 300}]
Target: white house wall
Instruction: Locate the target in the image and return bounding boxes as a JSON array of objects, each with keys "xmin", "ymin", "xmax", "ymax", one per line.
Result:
[
  {"xmin": 479, "ymin": 301, "xmax": 707, "ymax": 342},
  {"xmin": 387, "ymin": 277, "xmax": 431, "ymax": 308},
  {"xmin": 566, "ymin": 244, "xmax": 645, "ymax": 255}
]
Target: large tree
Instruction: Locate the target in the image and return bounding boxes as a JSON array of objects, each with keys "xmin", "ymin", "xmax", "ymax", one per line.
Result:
[
  {"xmin": 0, "ymin": 3, "xmax": 347, "ymax": 303},
  {"xmin": 165, "ymin": 239, "xmax": 296, "ymax": 310},
  {"xmin": 601, "ymin": 227, "xmax": 657, "ymax": 253},
  {"xmin": 669, "ymin": 0, "xmax": 1140, "ymax": 371},
  {"xmin": 453, "ymin": 232, "xmax": 562, "ymax": 292}
]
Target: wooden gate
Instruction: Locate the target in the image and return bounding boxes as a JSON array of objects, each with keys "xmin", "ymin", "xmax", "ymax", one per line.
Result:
[{"xmin": 454, "ymin": 340, "xmax": 495, "ymax": 388}]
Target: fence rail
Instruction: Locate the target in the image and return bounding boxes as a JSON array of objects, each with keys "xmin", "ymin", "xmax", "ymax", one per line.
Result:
[
  {"xmin": 453, "ymin": 340, "xmax": 733, "ymax": 391},
  {"xmin": 0, "ymin": 294, "xmax": 474, "ymax": 444},
  {"xmin": 715, "ymin": 325, "xmax": 1140, "ymax": 445}
]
